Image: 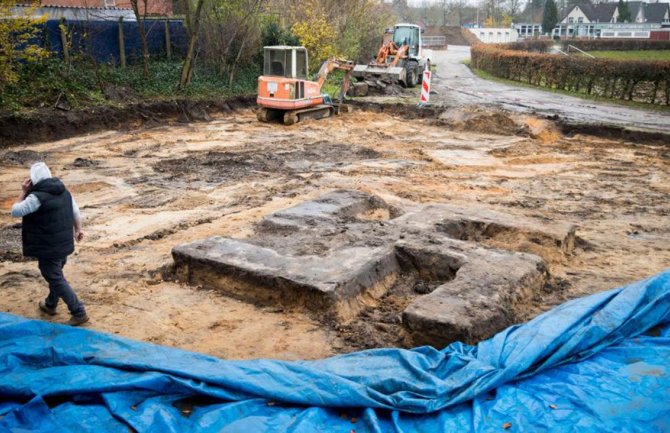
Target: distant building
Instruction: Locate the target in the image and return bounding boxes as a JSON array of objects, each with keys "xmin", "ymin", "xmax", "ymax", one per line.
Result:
[
  {"xmin": 13, "ymin": 0, "xmax": 172, "ymax": 20},
  {"xmin": 468, "ymin": 28, "xmax": 519, "ymax": 43},
  {"xmin": 514, "ymin": 23, "xmax": 543, "ymax": 38},
  {"xmin": 555, "ymin": 1, "xmax": 670, "ymax": 38}
]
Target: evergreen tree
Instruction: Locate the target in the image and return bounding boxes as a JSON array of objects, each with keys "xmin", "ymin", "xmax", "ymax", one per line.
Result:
[
  {"xmin": 617, "ymin": 0, "xmax": 631, "ymax": 22},
  {"xmin": 542, "ymin": 0, "xmax": 558, "ymax": 35}
]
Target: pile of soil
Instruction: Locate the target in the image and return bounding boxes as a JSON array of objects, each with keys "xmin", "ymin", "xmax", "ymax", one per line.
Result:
[
  {"xmin": 436, "ymin": 107, "xmax": 523, "ymax": 135},
  {"xmin": 443, "ymin": 26, "xmax": 471, "ymax": 46},
  {"xmin": 1, "ymin": 150, "xmax": 46, "ymax": 166}
]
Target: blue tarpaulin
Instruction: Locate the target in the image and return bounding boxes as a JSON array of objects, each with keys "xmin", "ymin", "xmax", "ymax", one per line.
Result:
[{"xmin": 1, "ymin": 270, "xmax": 669, "ymax": 432}]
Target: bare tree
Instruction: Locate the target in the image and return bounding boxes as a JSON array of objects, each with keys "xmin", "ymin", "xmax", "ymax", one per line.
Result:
[
  {"xmin": 129, "ymin": 0, "xmax": 150, "ymax": 76},
  {"xmin": 441, "ymin": 0, "xmax": 454, "ymax": 26},
  {"xmin": 179, "ymin": 0, "xmax": 206, "ymax": 87},
  {"xmin": 506, "ymin": 0, "xmax": 522, "ymax": 19},
  {"xmin": 227, "ymin": 0, "xmax": 263, "ymax": 86},
  {"xmin": 454, "ymin": 0, "xmax": 467, "ymax": 25}
]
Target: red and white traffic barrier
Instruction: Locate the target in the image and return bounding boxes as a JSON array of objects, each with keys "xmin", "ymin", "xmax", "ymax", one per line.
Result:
[{"xmin": 419, "ymin": 70, "xmax": 431, "ymax": 105}]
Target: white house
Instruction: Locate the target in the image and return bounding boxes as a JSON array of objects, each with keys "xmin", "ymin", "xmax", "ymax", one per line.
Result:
[
  {"xmin": 514, "ymin": 23, "xmax": 543, "ymax": 38},
  {"xmin": 468, "ymin": 28, "xmax": 519, "ymax": 43},
  {"xmin": 555, "ymin": 1, "xmax": 670, "ymax": 38}
]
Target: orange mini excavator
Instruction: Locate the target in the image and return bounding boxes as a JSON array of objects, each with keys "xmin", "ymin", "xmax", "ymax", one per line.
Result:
[{"xmin": 257, "ymin": 46, "xmax": 354, "ymax": 125}]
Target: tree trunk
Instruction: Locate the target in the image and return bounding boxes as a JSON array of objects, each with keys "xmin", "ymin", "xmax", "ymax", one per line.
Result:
[
  {"xmin": 130, "ymin": 0, "xmax": 150, "ymax": 77},
  {"xmin": 228, "ymin": 32, "xmax": 248, "ymax": 88},
  {"xmin": 179, "ymin": 0, "xmax": 205, "ymax": 88}
]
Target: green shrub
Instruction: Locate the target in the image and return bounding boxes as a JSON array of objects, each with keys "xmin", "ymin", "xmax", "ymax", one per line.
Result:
[
  {"xmin": 0, "ymin": 58, "xmax": 257, "ymax": 113},
  {"xmin": 471, "ymin": 43, "xmax": 670, "ymax": 105},
  {"xmin": 561, "ymin": 39, "xmax": 670, "ymax": 52}
]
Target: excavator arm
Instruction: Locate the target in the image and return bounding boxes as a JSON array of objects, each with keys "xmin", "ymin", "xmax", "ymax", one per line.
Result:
[{"xmin": 316, "ymin": 58, "xmax": 355, "ymax": 103}]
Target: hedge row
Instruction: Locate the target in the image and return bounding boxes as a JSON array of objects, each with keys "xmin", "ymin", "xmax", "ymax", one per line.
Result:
[
  {"xmin": 471, "ymin": 44, "xmax": 670, "ymax": 105},
  {"xmin": 561, "ymin": 39, "xmax": 670, "ymax": 52},
  {"xmin": 497, "ymin": 41, "xmax": 553, "ymax": 53}
]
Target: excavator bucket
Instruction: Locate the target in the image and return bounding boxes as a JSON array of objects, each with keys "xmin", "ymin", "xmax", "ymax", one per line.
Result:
[{"xmin": 352, "ymin": 65, "xmax": 406, "ymax": 89}]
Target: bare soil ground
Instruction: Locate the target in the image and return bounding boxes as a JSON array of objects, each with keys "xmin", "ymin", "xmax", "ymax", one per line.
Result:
[{"xmin": 1, "ymin": 107, "xmax": 668, "ymax": 360}]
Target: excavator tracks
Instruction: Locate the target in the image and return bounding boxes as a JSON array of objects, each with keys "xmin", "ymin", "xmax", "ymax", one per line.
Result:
[{"xmin": 258, "ymin": 105, "xmax": 347, "ymax": 125}]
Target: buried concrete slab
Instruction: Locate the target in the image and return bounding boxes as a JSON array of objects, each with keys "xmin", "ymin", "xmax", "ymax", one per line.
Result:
[
  {"xmin": 172, "ymin": 190, "xmax": 575, "ymax": 346},
  {"xmin": 397, "ymin": 236, "xmax": 547, "ymax": 346},
  {"xmin": 173, "ymin": 238, "xmax": 398, "ymax": 320}
]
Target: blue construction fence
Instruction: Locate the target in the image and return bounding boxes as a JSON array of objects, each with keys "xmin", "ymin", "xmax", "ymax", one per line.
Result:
[{"xmin": 43, "ymin": 18, "xmax": 188, "ymax": 65}]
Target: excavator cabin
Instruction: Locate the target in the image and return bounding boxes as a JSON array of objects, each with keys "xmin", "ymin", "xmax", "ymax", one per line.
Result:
[{"xmin": 257, "ymin": 46, "xmax": 352, "ymax": 125}]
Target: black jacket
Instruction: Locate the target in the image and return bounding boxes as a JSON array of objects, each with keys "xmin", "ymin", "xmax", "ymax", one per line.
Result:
[{"xmin": 22, "ymin": 178, "xmax": 75, "ymax": 259}]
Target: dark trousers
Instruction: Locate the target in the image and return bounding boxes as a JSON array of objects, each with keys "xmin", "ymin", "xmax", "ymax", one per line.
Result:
[{"xmin": 38, "ymin": 257, "xmax": 86, "ymax": 317}]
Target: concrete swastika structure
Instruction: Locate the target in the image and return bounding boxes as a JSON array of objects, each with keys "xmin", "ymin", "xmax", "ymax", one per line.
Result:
[{"xmin": 173, "ymin": 190, "xmax": 576, "ymax": 347}]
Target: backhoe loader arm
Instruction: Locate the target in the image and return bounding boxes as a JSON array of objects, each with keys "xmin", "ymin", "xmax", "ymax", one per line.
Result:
[{"xmin": 372, "ymin": 41, "xmax": 408, "ymax": 67}]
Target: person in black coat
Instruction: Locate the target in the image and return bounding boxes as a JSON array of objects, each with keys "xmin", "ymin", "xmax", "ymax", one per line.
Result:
[{"xmin": 11, "ymin": 162, "xmax": 89, "ymax": 326}]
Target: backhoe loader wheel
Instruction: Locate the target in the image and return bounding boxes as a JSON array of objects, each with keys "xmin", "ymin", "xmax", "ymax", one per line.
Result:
[{"xmin": 404, "ymin": 64, "xmax": 418, "ymax": 88}]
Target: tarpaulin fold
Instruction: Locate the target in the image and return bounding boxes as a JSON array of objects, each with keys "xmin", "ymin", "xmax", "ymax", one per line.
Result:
[{"xmin": 1, "ymin": 269, "xmax": 668, "ymax": 432}]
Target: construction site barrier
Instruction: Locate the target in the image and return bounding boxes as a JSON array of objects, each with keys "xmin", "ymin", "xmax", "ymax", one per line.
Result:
[{"xmin": 419, "ymin": 70, "xmax": 432, "ymax": 104}]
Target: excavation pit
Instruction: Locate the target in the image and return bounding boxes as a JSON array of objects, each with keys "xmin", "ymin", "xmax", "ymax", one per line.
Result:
[{"xmin": 173, "ymin": 190, "xmax": 575, "ymax": 347}]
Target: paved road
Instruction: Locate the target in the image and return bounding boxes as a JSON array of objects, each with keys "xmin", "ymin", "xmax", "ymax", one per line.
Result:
[{"xmin": 426, "ymin": 46, "xmax": 670, "ymax": 135}]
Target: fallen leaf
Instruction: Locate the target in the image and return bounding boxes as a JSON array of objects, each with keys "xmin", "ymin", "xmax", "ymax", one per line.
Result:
[
  {"xmin": 549, "ymin": 404, "xmax": 558, "ymax": 410},
  {"xmin": 502, "ymin": 422, "xmax": 512, "ymax": 429},
  {"xmin": 351, "ymin": 417, "xmax": 358, "ymax": 423}
]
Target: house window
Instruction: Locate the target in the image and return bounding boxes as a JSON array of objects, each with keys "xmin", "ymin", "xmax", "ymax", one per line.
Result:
[
  {"xmin": 104, "ymin": 0, "xmax": 116, "ymax": 6},
  {"xmin": 577, "ymin": 17, "xmax": 583, "ymax": 23},
  {"xmin": 568, "ymin": 17, "xmax": 574, "ymax": 24}
]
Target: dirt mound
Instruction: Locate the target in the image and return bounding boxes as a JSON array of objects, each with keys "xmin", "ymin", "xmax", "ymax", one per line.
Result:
[
  {"xmin": 436, "ymin": 107, "xmax": 523, "ymax": 135},
  {"xmin": 1, "ymin": 150, "xmax": 46, "ymax": 166},
  {"xmin": 443, "ymin": 26, "xmax": 470, "ymax": 46},
  {"xmin": 72, "ymin": 157, "xmax": 100, "ymax": 168},
  {"xmin": 516, "ymin": 116, "xmax": 561, "ymax": 143}
]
